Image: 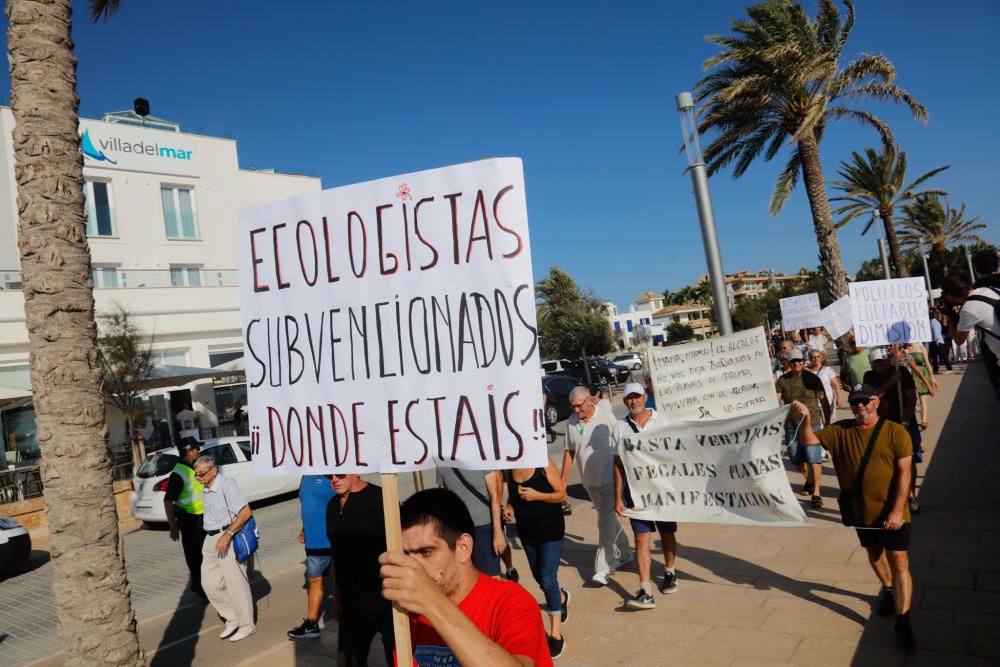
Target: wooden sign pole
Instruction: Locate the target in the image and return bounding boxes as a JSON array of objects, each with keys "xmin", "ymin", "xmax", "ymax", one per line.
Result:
[{"xmin": 381, "ymin": 472, "xmax": 413, "ymax": 665}]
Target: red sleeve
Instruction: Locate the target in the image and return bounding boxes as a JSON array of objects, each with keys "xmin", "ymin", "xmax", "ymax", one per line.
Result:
[{"xmin": 492, "ymin": 584, "xmax": 554, "ymax": 666}]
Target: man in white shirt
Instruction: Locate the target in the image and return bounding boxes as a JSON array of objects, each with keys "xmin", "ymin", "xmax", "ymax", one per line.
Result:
[
  {"xmin": 943, "ymin": 272, "xmax": 1000, "ymax": 399},
  {"xmin": 561, "ymin": 386, "xmax": 632, "ymax": 586},
  {"xmin": 612, "ymin": 383, "xmax": 680, "ymax": 610}
]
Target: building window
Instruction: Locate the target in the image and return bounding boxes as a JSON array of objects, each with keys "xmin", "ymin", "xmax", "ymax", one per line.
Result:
[
  {"xmin": 85, "ymin": 180, "xmax": 115, "ymax": 237},
  {"xmin": 613, "ymin": 321, "xmax": 621, "ymax": 332},
  {"xmin": 170, "ymin": 265, "xmax": 202, "ymax": 287},
  {"xmin": 150, "ymin": 349, "xmax": 188, "ymax": 367},
  {"xmin": 161, "ymin": 185, "xmax": 198, "ymax": 239},
  {"xmin": 91, "ymin": 264, "xmax": 120, "ymax": 288}
]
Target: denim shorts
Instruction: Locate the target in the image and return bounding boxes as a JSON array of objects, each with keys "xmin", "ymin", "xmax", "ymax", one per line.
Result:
[
  {"xmin": 305, "ymin": 554, "xmax": 331, "ymax": 578},
  {"xmin": 786, "ymin": 426, "xmax": 823, "ymax": 464}
]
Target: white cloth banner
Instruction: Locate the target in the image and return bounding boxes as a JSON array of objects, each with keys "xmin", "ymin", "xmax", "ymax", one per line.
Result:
[
  {"xmin": 647, "ymin": 329, "xmax": 778, "ymax": 422},
  {"xmin": 620, "ymin": 406, "xmax": 808, "ymax": 526},
  {"xmin": 237, "ymin": 158, "xmax": 546, "ymax": 474},
  {"xmin": 849, "ymin": 278, "xmax": 931, "ymax": 345},
  {"xmin": 820, "ymin": 295, "xmax": 854, "ymax": 340},
  {"xmin": 779, "ymin": 292, "xmax": 823, "ymax": 330}
]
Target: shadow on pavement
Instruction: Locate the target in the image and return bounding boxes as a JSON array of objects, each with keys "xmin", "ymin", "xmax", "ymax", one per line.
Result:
[
  {"xmin": 149, "ymin": 592, "xmax": 208, "ymax": 667},
  {"xmin": 685, "ymin": 544, "xmax": 872, "ymax": 625},
  {"xmin": 1, "ymin": 548, "xmax": 50, "ymax": 579}
]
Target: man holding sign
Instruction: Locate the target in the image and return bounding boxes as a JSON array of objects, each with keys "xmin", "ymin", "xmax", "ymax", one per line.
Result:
[
  {"xmin": 612, "ymin": 383, "xmax": 679, "ymax": 610},
  {"xmin": 379, "ymin": 488, "xmax": 552, "ymax": 666},
  {"xmin": 792, "ymin": 386, "xmax": 915, "ymax": 651}
]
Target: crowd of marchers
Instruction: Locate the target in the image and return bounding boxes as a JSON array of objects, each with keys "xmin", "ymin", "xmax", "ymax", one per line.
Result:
[{"xmin": 155, "ymin": 247, "xmax": 999, "ymax": 664}]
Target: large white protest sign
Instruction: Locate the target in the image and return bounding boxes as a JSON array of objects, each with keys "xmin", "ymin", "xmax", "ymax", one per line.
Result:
[
  {"xmin": 647, "ymin": 329, "xmax": 778, "ymax": 422},
  {"xmin": 779, "ymin": 292, "xmax": 823, "ymax": 330},
  {"xmin": 238, "ymin": 159, "xmax": 546, "ymax": 474},
  {"xmin": 620, "ymin": 406, "xmax": 807, "ymax": 526},
  {"xmin": 820, "ymin": 295, "xmax": 854, "ymax": 340},
  {"xmin": 849, "ymin": 278, "xmax": 931, "ymax": 346}
]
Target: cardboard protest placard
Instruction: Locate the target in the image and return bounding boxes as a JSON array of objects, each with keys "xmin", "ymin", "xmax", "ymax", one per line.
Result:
[
  {"xmin": 779, "ymin": 292, "xmax": 823, "ymax": 331},
  {"xmin": 820, "ymin": 295, "xmax": 854, "ymax": 340},
  {"xmin": 619, "ymin": 405, "xmax": 808, "ymax": 525},
  {"xmin": 237, "ymin": 158, "xmax": 547, "ymax": 474},
  {"xmin": 849, "ymin": 278, "xmax": 931, "ymax": 346},
  {"xmin": 647, "ymin": 329, "xmax": 778, "ymax": 422}
]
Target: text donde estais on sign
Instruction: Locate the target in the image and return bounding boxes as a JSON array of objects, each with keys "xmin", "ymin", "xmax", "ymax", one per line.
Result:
[{"xmin": 238, "ymin": 159, "xmax": 547, "ymax": 475}]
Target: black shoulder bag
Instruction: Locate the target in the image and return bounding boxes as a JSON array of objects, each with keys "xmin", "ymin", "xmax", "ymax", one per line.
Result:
[{"xmin": 837, "ymin": 418, "xmax": 884, "ymax": 527}]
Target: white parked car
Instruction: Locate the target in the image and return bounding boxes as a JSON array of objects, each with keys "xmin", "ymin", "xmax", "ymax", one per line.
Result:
[
  {"xmin": 612, "ymin": 352, "xmax": 643, "ymax": 370},
  {"xmin": 130, "ymin": 437, "xmax": 301, "ymax": 524},
  {"xmin": 0, "ymin": 515, "xmax": 31, "ymax": 574}
]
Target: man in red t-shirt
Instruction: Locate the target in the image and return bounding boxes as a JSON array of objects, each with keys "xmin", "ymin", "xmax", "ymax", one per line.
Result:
[{"xmin": 380, "ymin": 487, "xmax": 553, "ymax": 666}]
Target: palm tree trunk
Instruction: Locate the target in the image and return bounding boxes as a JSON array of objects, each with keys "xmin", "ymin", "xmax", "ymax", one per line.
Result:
[
  {"xmin": 881, "ymin": 212, "xmax": 909, "ymax": 278},
  {"xmin": 934, "ymin": 243, "xmax": 949, "ymax": 278},
  {"xmin": 7, "ymin": 1, "xmax": 143, "ymax": 664},
  {"xmin": 796, "ymin": 134, "xmax": 849, "ymax": 300}
]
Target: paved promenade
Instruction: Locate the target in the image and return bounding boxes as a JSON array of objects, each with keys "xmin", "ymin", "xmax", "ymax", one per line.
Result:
[{"xmin": 5, "ymin": 360, "xmax": 998, "ymax": 666}]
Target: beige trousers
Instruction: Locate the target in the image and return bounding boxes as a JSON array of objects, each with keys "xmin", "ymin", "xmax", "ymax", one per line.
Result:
[
  {"xmin": 201, "ymin": 532, "xmax": 255, "ymax": 631},
  {"xmin": 586, "ymin": 483, "xmax": 632, "ymax": 576}
]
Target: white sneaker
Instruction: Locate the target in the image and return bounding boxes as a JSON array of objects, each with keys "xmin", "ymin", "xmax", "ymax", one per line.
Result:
[
  {"xmin": 591, "ymin": 571, "xmax": 609, "ymax": 586},
  {"xmin": 219, "ymin": 621, "xmax": 239, "ymax": 639},
  {"xmin": 615, "ymin": 554, "xmax": 635, "ymax": 569},
  {"xmin": 228, "ymin": 628, "xmax": 256, "ymax": 642}
]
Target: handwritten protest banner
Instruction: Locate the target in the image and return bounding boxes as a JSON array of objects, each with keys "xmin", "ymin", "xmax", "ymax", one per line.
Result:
[
  {"xmin": 620, "ymin": 405, "xmax": 807, "ymax": 525},
  {"xmin": 779, "ymin": 292, "xmax": 823, "ymax": 331},
  {"xmin": 647, "ymin": 329, "xmax": 778, "ymax": 422},
  {"xmin": 849, "ymin": 278, "xmax": 931, "ymax": 346},
  {"xmin": 237, "ymin": 158, "xmax": 546, "ymax": 474},
  {"xmin": 820, "ymin": 294, "xmax": 854, "ymax": 340}
]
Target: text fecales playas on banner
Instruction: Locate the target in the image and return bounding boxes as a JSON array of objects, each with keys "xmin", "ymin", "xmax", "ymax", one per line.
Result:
[{"xmin": 237, "ymin": 158, "xmax": 546, "ymax": 474}]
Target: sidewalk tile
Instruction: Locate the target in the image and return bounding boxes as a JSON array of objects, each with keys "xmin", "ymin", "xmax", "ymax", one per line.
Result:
[
  {"xmin": 681, "ymin": 603, "xmax": 773, "ymax": 629},
  {"xmin": 696, "ymin": 626, "xmax": 801, "ymax": 661}
]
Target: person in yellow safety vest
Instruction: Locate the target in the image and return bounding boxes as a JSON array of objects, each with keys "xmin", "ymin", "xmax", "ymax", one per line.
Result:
[{"xmin": 165, "ymin": 437, "xmax": 208, "ymax": 602}]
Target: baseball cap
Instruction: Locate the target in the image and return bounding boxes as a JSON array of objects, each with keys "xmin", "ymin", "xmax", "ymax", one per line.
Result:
[
  {"xmin": 783, "ymin": 348, "xmax": 804, "ymax": 361},
  {"xmin": 178, "ymin": 437, "xmax": 200, "ymax": 454},
  {"xmin": 622, "ymin": 382, "xmax": 646, "ymax": 398},
  {"xmin": 848, "ymin": 383, "xmax": 879, "ymax": 402},
  {"xmin": 868, "ymin": 346, "xmax": 890, "ymax": 362}
]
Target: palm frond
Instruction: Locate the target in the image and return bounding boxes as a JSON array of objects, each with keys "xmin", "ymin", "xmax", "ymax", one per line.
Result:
[
  {"xmin": 88, "ymin": 0, "xmax": 123, "ymax": 22},
  {"xmin": 769, "ymin": 148, "xmax": 801, "ymax": 216}
]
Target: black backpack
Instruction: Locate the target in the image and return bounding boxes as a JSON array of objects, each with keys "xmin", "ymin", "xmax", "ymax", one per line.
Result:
[{"xmin": 966, "ymin": 287, "xmax": 1000, "ymax": 341}]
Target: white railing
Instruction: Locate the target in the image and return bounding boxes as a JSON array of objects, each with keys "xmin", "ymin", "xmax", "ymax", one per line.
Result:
[{"xmin": 0, "ymin": 269, "xmax": 239, "ymax": 289}]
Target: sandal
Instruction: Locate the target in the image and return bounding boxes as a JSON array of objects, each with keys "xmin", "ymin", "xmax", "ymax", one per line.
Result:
[
  {"xmin": 810, "ymin": 495, "xmax": 823, "ymax": 509},
  {"xmin": 800, "ymin": 483, "xmax": 814, "ymax": 497}
]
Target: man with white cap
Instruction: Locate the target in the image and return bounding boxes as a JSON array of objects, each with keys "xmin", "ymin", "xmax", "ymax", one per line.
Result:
[
  {"xmin": 561, "ymin": 385, "xmax": 632, "ymax": 586},
  {"xmin": 612, "ymin": 382, "xmax": 679, "ymax": 609}
]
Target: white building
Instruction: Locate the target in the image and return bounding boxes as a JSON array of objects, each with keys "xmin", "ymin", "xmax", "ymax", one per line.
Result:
[{"xmin": 0, "ymin": 108, "xmax": 321, "ymax": 463}]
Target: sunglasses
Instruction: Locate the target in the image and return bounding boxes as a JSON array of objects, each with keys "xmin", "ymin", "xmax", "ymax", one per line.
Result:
[
  {"xmin": 849, "ymin": 398, "xmax": 872, "ymax": 407},
  {"xmin": 330, "ymin": 473, "xmax": 348, "ymax": 480}
]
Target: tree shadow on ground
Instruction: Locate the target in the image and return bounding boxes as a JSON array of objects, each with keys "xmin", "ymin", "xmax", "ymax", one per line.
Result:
[{"xmin": 148, "ymin": 590, "xmax": 208, "ymax": 667}]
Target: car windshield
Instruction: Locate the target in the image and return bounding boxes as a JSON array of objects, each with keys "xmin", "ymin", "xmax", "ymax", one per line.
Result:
[{"xmin": 137, "ymin": 452, "xmax": 179, "ymax": 479}]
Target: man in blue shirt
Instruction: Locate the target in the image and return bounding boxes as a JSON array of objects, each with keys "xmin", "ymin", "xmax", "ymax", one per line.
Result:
[{"xmin": 288, "ymin": 475, "xmax": 337, "ymax": 639}]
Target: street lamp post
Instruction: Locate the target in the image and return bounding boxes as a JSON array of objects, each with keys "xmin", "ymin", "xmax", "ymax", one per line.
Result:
[
  {"xmin": 921, "ymin": 250, "xmax": 933, "ymax": 303},
  {"xmin": 964, "ymin": 244, "xmax": 976, "ymax": 282},
  {"xmin": 676, "ymin": 92, "xmax": 733, "ymax": 336},
  {"xmin": 877, "ymin": 234, "xmax": 892, "ymax": 279}
]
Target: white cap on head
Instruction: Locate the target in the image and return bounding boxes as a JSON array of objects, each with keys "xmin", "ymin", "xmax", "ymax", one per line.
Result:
[
  {"xmin": 622, "ymin": 382, "xmax": 646, "ymax": 398},
  {"xmin": 868, "ymin": 346, "xmax": 890, "ymax": 362}
]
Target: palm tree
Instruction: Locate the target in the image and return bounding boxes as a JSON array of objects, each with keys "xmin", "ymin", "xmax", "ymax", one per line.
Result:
[
  {"xmin": 7, "ymin": 0, "xmax": 142, "ymax": 663},
  {"xmin": 830, "ymin": 143, "xmax": 948, "ymax": 277},
  {"xmin": 694, "ymin": 0, "xmax": 927, "ymax": 303},
  {"xmin": 898, "ymin": 195, "xmax": 986, "ymax": 277}
]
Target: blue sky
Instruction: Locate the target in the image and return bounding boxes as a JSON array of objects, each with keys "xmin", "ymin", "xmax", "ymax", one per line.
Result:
[{"xmin": 2, "ymin": 0, "xmax": 997, "ymax": 310}]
